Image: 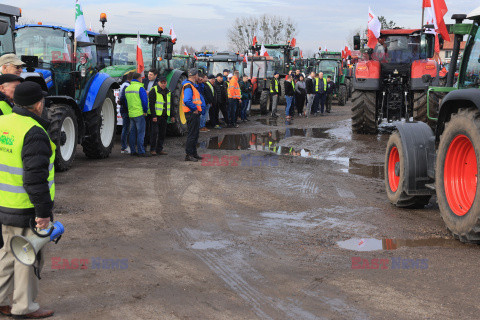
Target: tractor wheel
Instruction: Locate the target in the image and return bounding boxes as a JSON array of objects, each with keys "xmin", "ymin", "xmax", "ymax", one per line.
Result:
[
  {"xmin": 413, "ymin": 91, "xmax": 440, "ymax": 127},
  {"xmin": 346, "ymin": 78, "xmax": 353, "ymax": 98},
  {"xmin": 259, "ymin": 91, "xmax": 269, "ymax": 115},
  {"xmin": 338, "ymin": 85, "xmax": 347, "ymax": 106},
  {"xmin": 278, "ymin": 78, "xmax": 286, "ymax": 105},
  {"xmin": 385, "ymin": 131, "xmax": 432, "ymax": 208},
  {"xmin": 82, "ymin": 90, "xmax": 116, "ymax": 159},
  {"xmin": 351, "ymin": 90, "xmax": 378, "ymax": 134},
  {"xmin": 436, "ymin": 108, "xmax": 480, "ymax": 243},
  {"xmin": 48, "ymin": 104, "xmax": 78, "ymax": 172},
  {"xmin": 167, "ymin": 74, "xmax": 188, "ymax": 136}
]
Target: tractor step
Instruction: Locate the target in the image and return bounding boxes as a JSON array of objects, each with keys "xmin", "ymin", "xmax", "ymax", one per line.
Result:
[{"xmin": 425, "ymin": 183, "xmax": 436, "ymax": 190}]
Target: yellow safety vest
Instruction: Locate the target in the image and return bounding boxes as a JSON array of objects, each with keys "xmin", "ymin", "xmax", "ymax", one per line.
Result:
[
  {"xmin": 125, "ymin": 81, "xmax": 145, "ymax": 118},
  {"xmin": 315, "ymin": 78, "xmax": 327, "ymax": 92},
  {"xmin": 0, "ymin": 101, "xmax": 12, "ymax": 116},
  {"xmin": 153, "ymin": 87, "xmax": 171, "ymax": 117},
  {"xmin": 270, "ymin": 78, "xmax": 279, "ymax": 94},
  {"xmin": 0, "ymin": 113, "xmax": 55, "ymax": 210}
]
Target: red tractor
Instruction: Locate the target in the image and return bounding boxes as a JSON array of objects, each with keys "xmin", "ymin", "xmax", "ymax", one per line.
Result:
[{"xmin": 352, "ymin": 29, "xmax": 439, "ymax": 133}]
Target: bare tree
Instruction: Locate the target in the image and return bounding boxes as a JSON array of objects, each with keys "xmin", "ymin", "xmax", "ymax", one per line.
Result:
[
  {"xmin": 176, "ymin": 44, "xmax": 197, "ymax": 55},
  {"xmin": 378, "ymin": 16, "xmax": 397, "ymax": 30},
  {"xmin": 227, "ymin": 15, "xmax": 297, "ymax": 52}
]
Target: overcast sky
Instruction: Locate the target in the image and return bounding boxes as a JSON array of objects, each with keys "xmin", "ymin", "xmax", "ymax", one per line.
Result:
[{"xmin": 4, "ymin": 0, "xmax": 477, "ymax": 55}]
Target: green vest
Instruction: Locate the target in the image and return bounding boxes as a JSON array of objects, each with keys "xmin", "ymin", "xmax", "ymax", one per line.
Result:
[
  {"xmin": 0, "ymin": 113, "xmax": 55, "ymax": 210},
  {"xmin": 292, "ymin": 81, "xmax": 295, "ymax": 91},
  {"xmin": 125, "ymin": 81, "xmax": 145, "ymax": 118},
  {"xmin": 0, "ymin": 101, "xmax": 12, "ymax": 116},
  {"xmin": 315, "ymin": 78, "xmax": 327, "ymax": 92},
  {"xmin": 270, "ymin": 78, "xmax": 279, "ymax": 94},
  {"xmin": 153, "ymin": 87, "xmax": 171, "ymax": 117},
  {"xmin": 206, "ymin": 82, "xmax": 214, "ymax": 96}
]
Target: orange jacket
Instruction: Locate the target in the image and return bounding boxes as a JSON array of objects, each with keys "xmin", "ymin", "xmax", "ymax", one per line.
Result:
[
  {"xmin": 228, "ymin": 76, "xmax": 241, "ymax": 100},
  {"xmin": 180, "ymin": 82, "xmax": 202, "ymax": 113}
]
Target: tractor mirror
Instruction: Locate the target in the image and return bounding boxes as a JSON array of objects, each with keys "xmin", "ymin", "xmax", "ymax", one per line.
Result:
[
  {"xmin": 94, "ymin": 34, "xmax": 109, "ymax": 47},
  {"xmin": 0, "ymin": 20, "xmax": 8, "ymax": 35},
  {"xmin": 167, "ymin": 41, "xmax": 174, "ymax": 54},
  {"xmin": 353, "ymin": 35, "xmax": 361, "ymax": 50}
]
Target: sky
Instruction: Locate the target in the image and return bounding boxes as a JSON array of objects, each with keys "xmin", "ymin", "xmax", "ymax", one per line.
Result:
[{"xmin": 4, "ymin": 0, "xmax": 477, "ymax": 56}]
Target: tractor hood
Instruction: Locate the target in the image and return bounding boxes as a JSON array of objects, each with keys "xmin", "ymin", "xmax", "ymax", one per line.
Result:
[{"xmin": 100, "ymin": 65, "xmax": 136, "ymax": 81}]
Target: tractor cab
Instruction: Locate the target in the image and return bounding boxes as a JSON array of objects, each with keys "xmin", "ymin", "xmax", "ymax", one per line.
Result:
[
  {"xmin": 205, "ymin": 52, "xmax": 244, "ymax": 76},
  {"xmin": 194, "ymin": 52, "xmax": 213, "ymax": 74},
  {"xmin": 252, "ymin": 44, "xmax": 298, "ymax": 76},
  {"xmin": 457, "ymin": 16, "xmax": 480, "ymax": 89},
  {"xmin": 315, "ymin": 59, "xmax": 340, "ymax": 82},
  {"xmin": 0, "ymin": 4, "xmax": 19, "ymax": 56},
  {"xmin": 171, "ymin": 54, "xmax": 196, "ymax": 72},
  {"xmin": 319, "ymin": 51, "xmax": 342, "ymax": 60},
  {"xmin": 244, "ymin": 55, "xmax": 274, "ymax": 104}
]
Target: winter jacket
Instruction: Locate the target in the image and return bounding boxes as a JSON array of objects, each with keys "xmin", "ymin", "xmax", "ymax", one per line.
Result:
[
  {"xmin": 195, "ymin": 83, "xmax": 207, "ymax": 115},
  {"xmin": 143, "ymin": 77, "xmax": 159, "ymax": 92},
  {"xmin": 295, "ymin": 80, "xmax": 306, "ymax": 95},
  {"xmin": 326, "ymin": 81, "xmax": 336, "ymax": 95},
  {"xmin": 305, "ymin": 77, "xmax": 315, "ymax": 94},
  {"xmin": 0, "ymin": 107, "xmax": 54, "ymax": 228},
  {"xmin": 284, "ymin": 81, "xmax": 295, "ymax": 97},
  {"xmin": 118, "ymin": 81, "xmax": 130, "ymax": 115},
  {"xmin": 182, "ymin": 79, "xmax": 199, "ymax": 112},
  {"xmin": 0, "ymin": 91, "xmax": 14, "ymax": 116},
  {"xmin": 213, "ymin": 80, "xmax": 227, "ymax": 106},
  {"xmin": 148, "ymin": 85, "xmax": 176, "ymax": 118},
  {"xmin": 204, "ymin": 81, "xmax": 215, "ymax": 105},
  {"xmin": 227, "ymin": 76, "xmax": 241, "ymax": 100},
  {"xmin": 239, "ymin": 80, "xmax": 252, "ymax": 100}
]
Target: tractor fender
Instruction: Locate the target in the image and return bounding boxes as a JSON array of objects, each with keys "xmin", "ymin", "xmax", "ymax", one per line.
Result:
[
  {"xmin": 83, "ymin": 73, "xmax": 119, "ymax": 112},
  {"xmin": 21, "ymin": 73, "xmax": 49, "ymax": 91},
  {"xmin": 45, "ymin": 95, "xmax": 85, "ymax": 144},
  {"xmin": 168, "ymin": 69, "xmax": 187, "ymax": 92},
  {"xmin": 353, "ymin": 61, "xmax": 380, "ymax": 91},
  {"xmin": 394, "ymin": 121, "xmax": 436, "ymax": 195},
  {"xmin": 435, "ymin": 88, "xmax": 480, "ymax": 142}
]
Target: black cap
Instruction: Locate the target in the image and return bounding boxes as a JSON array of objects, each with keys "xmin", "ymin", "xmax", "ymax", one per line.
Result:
[
  {"xmin": 223, "ymin": 69, "xmax": 229, "ymax": 73},
  {"xmin": 216, "ymin": 73, "xmax": 223, "ymax": 78},
  {"xmin": 188, "ymin": 68, "xmax": 198, "ymax": 76},
  {"xmin": 0, "ymin": 74, "xmax": 24, "ymax": 85},
  {"xmin": 208, "ymin": 74, "xmax": 215, "ymax": 79},
  {"xmin": 14, "ymin": 81, "xmax": 48, "ymax": 106},
  {"xmin": 158, "ymin": 76, "xmax": 167, "ymax": 82}
]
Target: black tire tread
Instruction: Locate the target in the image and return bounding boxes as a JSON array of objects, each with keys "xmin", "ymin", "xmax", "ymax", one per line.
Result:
[
  {"xmin": 259, "ymin": 91, "xmax": 269, "ymax": 115},
  {"xmin": 351, "ymin": 90, "xmax": 377, "ymax": 134},
  {"xmin": 167, "ymin": 74, "xmax": 188, "ymax": 136},
  {"xmin": 48, "ymin": 104, "xmax": 78, "ymax": 172}
]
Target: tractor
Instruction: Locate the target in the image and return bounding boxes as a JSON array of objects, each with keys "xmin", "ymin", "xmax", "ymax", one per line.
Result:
[
  {"xmin": 351, "ymin": 28, "xmax": 439, "ymax": 134},
  {"xmin": 311, "ymin": 54, "xmax": 349, "ymax": 106},
  {"xmin": 243, "ymin": 55, "xmax": 274, "ymax": 110},
  {"xmin": 171, "ymin": 54, "xmax": 196, "ymax": 72},
  {"xmin": 203, "ymin": 52, "xmax": 244, "ymax": 77},
  {"xmin": 15, "ymin": 24, "xmax": 119, "ymax": 171},
  {"xmin": 0, "ymin": 4, "xmax": 19, "ymax": 56},
  {"xmin": 101, "ymin": 30, "xmax": 187, "ymax": 136},
  {"xmin": 384, "ymin": 7, "xmax": 480, "ymax": 243}
]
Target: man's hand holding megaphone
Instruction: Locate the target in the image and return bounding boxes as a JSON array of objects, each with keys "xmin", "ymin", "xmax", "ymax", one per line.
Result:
[{"xmin": 35, "ymin": 217, "xmax": 50, "ymax": 230}]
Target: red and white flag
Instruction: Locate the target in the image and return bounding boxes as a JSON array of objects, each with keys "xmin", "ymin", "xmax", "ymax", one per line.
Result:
[
  {"xmin": 367, "ymin": 7, "xmax": 381, "ymax": 49},
  {"xmin": 423, "ymin": 0, "xmax": 449, "ymax": 42},
  {"xmin": 252, "ymin": 36, "xmax": 257, "ymax": 47},
  {"xmin": 243, "ymin": 54, "xmax": 248, "ymax": 63},
  {"xmin": 136, "ymin": 31, "xmax": 144, "ymax": 76},
  {"xmin": 184, "ymin": 49, "xmax": 188, "ymax": 55},
  {"xmin": 169, "ymin": 25, "xmax": 177, "ymax": 42},
  {"xmin": 290, "ymin": 37, "xmax": 296, "ymax": 48},
  {"xmin": 260, "ymin": 44, "xmax": 269, "ymax": 57}
]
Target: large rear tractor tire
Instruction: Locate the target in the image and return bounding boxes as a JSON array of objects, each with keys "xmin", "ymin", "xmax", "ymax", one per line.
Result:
[
  {"xmin": 413, "ymin": 91, "xmax": 440, "ymax": 127},
  {"xmin": 351, "ymin": 90, "xmax": 378, "ymax": 134},
  {"xmin": 385, "ymin": 131, "xmax": 432, "ymax": 208},
  {"xmin": 82, "ymin": 90, "xmax": 116, "ymax": 159},
  {"xmin": 436, "ymin": 108, "xmax": 480, "ymax": 243},
  {"xmin": 337, "ymin": 85, "xmax": 347, "ymax": 106},
  {"xmin": 48, "ymin": 105, "xmax": 78, "ymax": 172},
  {"xmin": 167, "ymin": 74, "xmax": 188, "ymax": 136},
  {"xmin": 259, "ymin": 91, "xmax": 269, "ymax": 115},
  {"xmin": 346, "ymin": 78, "xmax": 353, "ymax": 98}
]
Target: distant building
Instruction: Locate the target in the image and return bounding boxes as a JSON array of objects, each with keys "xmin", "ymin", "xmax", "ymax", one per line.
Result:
[{"xmin": 440, "ymin": 25, "xmax": 466, "ymax": 63}]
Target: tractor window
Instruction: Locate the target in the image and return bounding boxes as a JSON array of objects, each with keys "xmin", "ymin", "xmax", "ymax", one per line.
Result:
[
  {"xmin": 0, "ymin": 16, "xmax": 13, "ymax": 56},
  {"xmin": 372, "ymin": 35, "xmax": 425, "ymax": 64},
  {"xmin": 462, "ymin": 27, "xmax": 480, "ymax": 88},
  {"xmin": 245, "ymin": 60, "xmax": 267, "ymax": 78},
  {"xmin": 317, "ymin": 60, "xmax": 338, "ymax": 74},
  {"xmin": 15, "ymin": 27, "xmax": 72, "ymax": 64},
  {"xmin": 112, "ymin": 37, "xmax": 154, "ymax": 70},
  {"xmin": 209, "ymin": 62, "xmax": 235, "ymax": 75}
]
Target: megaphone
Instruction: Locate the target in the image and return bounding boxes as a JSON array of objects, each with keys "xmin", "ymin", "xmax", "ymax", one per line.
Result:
[{"xmin": 11, "ymin": 221, "xmax": 64, "ymax": 266}]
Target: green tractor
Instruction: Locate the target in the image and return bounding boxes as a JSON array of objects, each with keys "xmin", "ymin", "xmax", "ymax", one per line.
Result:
[
  {"xmin": 311, "ymin": 56, "xmax": 348, "ymax": 106},
  {"xmin": 0, "ymin": 4, "xmax": 19, "ymax": 56},
  {"xmin": 101, "ymin": 30, "xmax": 188, "ymax": 136},
  {"xmin": 171, "ymin": 54, "xmax": 196, "ymax": 72},
  {"xmin": 384, "ymin": 7, "xmax": 480, "ymax": 243}
]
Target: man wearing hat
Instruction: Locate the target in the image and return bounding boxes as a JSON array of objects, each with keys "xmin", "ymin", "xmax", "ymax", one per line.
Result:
[
  {"xmin": 0, "ymin": 74, "xmax": 24, "ymax": 116},
  {"xmin": 180, "ymin": 68, "xmax": 202, "ymax": 162},
  {"xmin": 148, "ymin": 76, "xmax": 175, "ymax": 156},
  {"xmin": 222, "ymin": 69, "xmax": 230, "ymax": 82},
  {"xmin": 270, "ymin": 72, "xmax": 280, "ymax": 118},
  {"xmin": 0, "ymin": 81, "xmax": 55, "ymax": 318},
  {"xmin": 200, "ymin": 74, "xmax": 215, "ymax": 132},
  {"xmin": 0, "ymin": 54, "xmax": 25, "ymax": 77}
]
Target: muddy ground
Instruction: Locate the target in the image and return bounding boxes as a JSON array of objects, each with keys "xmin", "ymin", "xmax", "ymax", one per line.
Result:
[{"xmin": 25, "ymin": 101, "xmax": 480, "ymax": 320}]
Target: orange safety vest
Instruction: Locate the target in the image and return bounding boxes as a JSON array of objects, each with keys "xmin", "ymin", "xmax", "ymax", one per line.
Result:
[
  {"xmin": 180, "ymin": 82, "xmax": 202, "ymax": 113},
  {"xmin": 227, "ymin": 76, "xmax": 241, "ymax": 99}
]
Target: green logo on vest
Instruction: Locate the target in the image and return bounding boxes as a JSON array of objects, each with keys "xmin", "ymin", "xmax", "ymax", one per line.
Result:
[{"xmin": 0, "ymin": 132, "xmax": 14, "ymax": 146}]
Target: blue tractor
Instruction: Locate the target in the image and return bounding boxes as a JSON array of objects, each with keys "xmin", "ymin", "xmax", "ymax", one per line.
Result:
[{"xmin": 15, "ymin": 25, "xmax": 119, "ymax": 171}]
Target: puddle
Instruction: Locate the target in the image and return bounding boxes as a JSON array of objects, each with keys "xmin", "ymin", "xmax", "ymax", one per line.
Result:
[
  {"xmin": 256, "ymin": 118, "xmax": 279, "ymax": 126},
  {"xmin": 337, "ymin": 237, "xmax": 463, "ymax": 252},
  {"xmin": 346, "ymin": 159, "xmax": 384, "ymax": 180},
  {"xmin": 191, "ymin": 240, "xmax": 232, "ymax": 250}
]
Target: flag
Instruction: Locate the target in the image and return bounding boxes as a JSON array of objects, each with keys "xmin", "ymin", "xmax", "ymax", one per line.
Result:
[
  {"xmin": 194, "ymin": 53, "xmax": 198, "ymax": 60},
  {"xmin": 252, "ymin": 36, "xmax": 257, "ymax": 47},
  {"xmin": 74, "ymin": 0, "xmax": 89, "ymax": 43},
  {"xmin": 367, "ymin": 7, "xmax": 381, "ymax": 49},
  {"xmin": 342, "ymin": 50, "xmax": 346, "ymax": 59},
  {"xmin": 136, "ymin": 31, "xmax": 144, "ymax": 76},
  {"xmin": 423, "ymin": 0, "xmax": 449, "ymax": 42},
  {"xmin": 169, "ymin": 25, "xmax": 177, "ymax": 42},
  {"xmin": 243, "ymin": 54, "xmax": 248, "ymax": 63},
  {"xmin": 89, "ymin": 22, "xmax": 92, "ymax": 32},
  {"xmin": 290, "ymin": 37, "xmax": 296, "ymax": 47},
  {"xmin": 300, "ymin": 51, "xmax": 303, "ymax": 58},
  {"xmin": 184, "ymin": 49, "xmax": 188, "ymax": 55},
  {"xmin": 260, "ymin": 44, "xmax": 269, "ymax": 57}
]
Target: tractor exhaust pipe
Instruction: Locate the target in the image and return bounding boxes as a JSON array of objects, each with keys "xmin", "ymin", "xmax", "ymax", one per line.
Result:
[{"xmin": 447, "ymin": 14, "xmax": 467, "ymax": 87}]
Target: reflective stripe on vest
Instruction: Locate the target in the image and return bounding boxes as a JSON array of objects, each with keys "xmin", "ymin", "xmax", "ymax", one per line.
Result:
[
  {"xmin": 270, "ymin": 79, "xmax": 279, "ymax": 94},
  {"xmin": 154, "ymin": 87, "xmax": 171, "ymax": 117},
  {"xmin": 0, "ymin": 101, "xmax": 12, "ymax": 116},
  {"xmin": 315, "ymin": 78, "xmax": 327, "ymax": 92},
  {"xmin": 180, "ymin": 82, "xmax": 202, "ymax": 113},
  {"xmin": 0, "ymin": 113, "xmax": 55, "ymax": 210},
  {"xmin": 125, "ymin": 81, "xmax": 145, "ymax": 118},
  {"xmin": 206, "ymin": 81, "xmax": 214, "ymax": 96}
]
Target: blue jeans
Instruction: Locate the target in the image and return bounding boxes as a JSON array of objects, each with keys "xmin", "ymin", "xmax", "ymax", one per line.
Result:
[
  {"xmin": 120, "ymin": 113, "xmax": 130, "ymax": 150},
  {"xmin": 228, "ymin": 99, "xmax": 239, "ymax": 125},
  {"xmin": 241, "ymin": 99, "xmax": 249, "ymax": 120},
  {"xmin": 319, "ymin": 93, "xmax": 326, "ymax": 114},
  {"xmin": 285, "ymin": 96, "xmax": 294, "ymax": 117},
  {"xmin": 200, "ymin": 104, "xmax": 211, "ymax": 128},
  {"xmin": 129, "ymin": 116, "xmax": 146, "ymax": 154}
]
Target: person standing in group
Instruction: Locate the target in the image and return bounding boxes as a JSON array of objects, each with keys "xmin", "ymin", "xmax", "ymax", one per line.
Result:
[
  {"xmin": 118, "ymin": 71, "xmax": 134, "ymax": 154},
  {"xmin": 0, "ymin": 54, "xmax": 25, "ymax": 77},
  {"xmin": 294, "ymin": 69, "xmax": 301, "ymax": 82},
  {"xmin": 317, "ymin": 72, "xmax": 327, "ymax": 115},
  {"xmin": 0, "ymin": 74, "xmax": 23, "ymax": 116},
  {"xmin": 123, "ymin": 73, "xmax": 149, "ymax": 156},
  {"xmin": 295, "ymin": 75, "xmax": 306, "ymax": 117},
  {"xmin": 227, "ymin": 71, "xmax": 241, "ymax": 128},
  {"xmin": 305, "ymin": 72, "xmax": 315, "ymax": 117},
  {"xmin": 312, "ymin": 73, "xmax": 321, "ymax": 116},
  {"xmin": 222, "ymin": 69, "xmax": 229, "ymax": 82},
  {"xmin": 325, "ymin": 75, "xmax": 335, "ymax": 114},
  {"xmin": 239, "ymin": 75, "xmax": 252, "ymax": 122},
  {"xmin": 142, "ymin": 69, "xmax": 159, "ymax": 148},
  {"xmin": 181, "ymin": 68, "xmax": 202, "ymax": 162},
  {"xmin": 270, "ymin": 72, "xmax": 280, "ymax": 118},
  {"xmin": 212, "ymin": 73, "xmax": 226, "ymax": 129},
  {"xmin": 149, "ymin": 76, "xmax": 175, "ymax": 156},
  {"xmin": 197, "ymin": 73, "xmax": 209, "ymax": 132},
  {"xmin": 0, "ymin": 81, "xmax": 55, "ymax": 319},
  {"xmin": 202, "ymin": 74, "xmax": 215, "ymax": 131},
  {"xmin": 284, "ymin": 75, "xmax": 295, "ymax": 120}
]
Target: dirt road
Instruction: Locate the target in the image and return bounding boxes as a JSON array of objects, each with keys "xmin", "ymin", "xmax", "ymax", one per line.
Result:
[{"xmin": 35, "ymin": 102, "xmax": 480, "ymax": 320}]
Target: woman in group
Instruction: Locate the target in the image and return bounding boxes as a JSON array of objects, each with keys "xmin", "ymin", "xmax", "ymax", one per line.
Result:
[{"xmin": 295, "ymin": 75, "xmax": 306, "ymax": 117}]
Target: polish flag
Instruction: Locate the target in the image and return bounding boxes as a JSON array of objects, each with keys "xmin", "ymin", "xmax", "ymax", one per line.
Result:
[
  {"xmin": 423, "ymin": 0, "xmax": 449, "ymax": 42},
  {"xmin": 184, "ymin": 49, "xmax": 188, "ymax": 55},
  {"xmin": 290, "ymin": 37, "xmax": 296, "ymax": 48},
  {"xmin": 169, "ymin": 25, "xmax": 177, "ymax": 42},
  {"xmin": 243, "ymin": 54, "xmax": 248, "ymax": 63},
  {"xmin": 136, "ymin": 31, "xmax": 144, "ymax": 76},
  {"xmin": 300, "ymin": 50, "xmax": 303, "ymax": 58},
  {"xmin": 252, "ymin": 36, "xmax": 257, "ymax": 47},
  {"xmin": 260, "ymin": 44, "xmax": 269, "ymax": 57},
  {"xmin": 367, "ymin": 7, "xmax": 381, "ymax": 49}
]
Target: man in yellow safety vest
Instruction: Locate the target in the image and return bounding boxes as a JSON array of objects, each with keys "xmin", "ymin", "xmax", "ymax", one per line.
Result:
[{"xmin": 0, "ymin": 75, "xmax": 23, "ymax": 116}]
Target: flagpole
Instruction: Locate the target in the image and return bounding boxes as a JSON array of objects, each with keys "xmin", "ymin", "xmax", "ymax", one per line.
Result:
[{"xmin": 421, "ymin": 0, "xmax": 425, "ymax": 30}]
